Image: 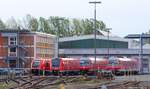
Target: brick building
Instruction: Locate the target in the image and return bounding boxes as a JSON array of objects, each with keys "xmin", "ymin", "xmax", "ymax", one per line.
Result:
[{"xmin": 0, "ymin": 29, "xmax": 56, "ymax": 68}]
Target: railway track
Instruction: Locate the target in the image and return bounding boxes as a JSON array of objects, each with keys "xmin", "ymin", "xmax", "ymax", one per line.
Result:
[
  {"xmin": 6, "ymin": 75, "xmax": 86, "ymax": 89},
  {"xmin": 74, "ymin": 81, "xmax": 144, "ymax": 89},
  {"xmin": 84, "ymin": 81, "xmax": 144, "ymax": 89},
  {"xmin": 8, "ymin": 76, "xmax": 59, "ymax": 89},
  {"xmin": 1, "ymin": 75, "xmax": 150, "ymax": 89}
]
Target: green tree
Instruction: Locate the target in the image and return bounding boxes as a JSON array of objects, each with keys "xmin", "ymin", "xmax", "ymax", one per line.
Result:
[
  {"xmin": 5, "ymin": 17, "xmax": 18, "ymax": 29},
  {"xmin": 48, "ymin": 16, "xmax": 70, "ymax": 37},
  {"xmin": 81, "ymin": 19, "xmax": 106, "ymax": 35},
  {"xmin": 21, "ymin": 14, "xmax": 32, "ymax": 29},
  {"xmin": 48, "ymin": 16, "xmax": 59, "ymax": 35},
  {"xmin": 39, "ymin": 17, "xmax": 52, "ymax": 33},
  {"xmin": 4, "ymin": 15, "xmax": 107, "ymax": 37},
  {"xmin": 96, "ymin": 20, "xmax": 106, "ymax": 31},
  {"xmin": 28, "ymin": 17, "xmax": 39, "ymax": 31},
  {"xmin": 0, "ymin": 19, "xmax": 6, "ymax": 30},
  {"xmin": 82, "ymin": 19, "xmax": 94, "ymax": 35},
  {"xmin": 72, "ymin": 19, "xmax": 83, "ymax": 36},
  {"xmin": 61, "ymin": 18, "xmax": 71, "ymax": 37}
]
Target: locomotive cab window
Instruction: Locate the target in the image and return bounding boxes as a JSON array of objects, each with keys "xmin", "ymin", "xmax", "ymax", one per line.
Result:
[
  {"xmin": 32, "ymin": 60, "xmax": 40, "ymax": 67},
  {"xmin": 45, "ymin": 61, "xmax": 50, "ymax": 67},
  {"xmin": 52, "ymin": 58, "xmax": 60, "ymax": 67},
  {"xmin": 108, "ymin": 57, "xmax": 118, "ymax": 65},
  {"xmin": 80, "ymin": 60, "xmax": 90, "ymax": 66}
]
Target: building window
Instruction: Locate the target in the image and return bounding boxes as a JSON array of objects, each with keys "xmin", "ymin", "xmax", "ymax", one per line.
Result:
[
  {"xmin": 9, "ymin": 37, "xmax": 17, "ymax": 45},
  {"xmin": 9, "ymin": 47, "xmax": 17, "ymax": 56},
  {"xmin": 10, "ymin": 47, "xmax": 16, "ymax": 52}
]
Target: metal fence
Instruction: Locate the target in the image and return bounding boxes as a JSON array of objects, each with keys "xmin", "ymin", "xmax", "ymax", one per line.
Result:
[{"xmin": 0, "ymin": 68, "xmax": 30, "ymax": 80}]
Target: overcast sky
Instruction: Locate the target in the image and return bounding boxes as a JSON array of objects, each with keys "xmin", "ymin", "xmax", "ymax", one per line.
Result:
[{"xmin": 0, "ymin": 0, "xmax": 150, "ymax": 37}]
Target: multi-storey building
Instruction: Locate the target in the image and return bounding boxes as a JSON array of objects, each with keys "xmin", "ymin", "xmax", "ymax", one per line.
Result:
[{"xmin": 0, "ymin": 29, "xmax": 56, "ymax": 68}]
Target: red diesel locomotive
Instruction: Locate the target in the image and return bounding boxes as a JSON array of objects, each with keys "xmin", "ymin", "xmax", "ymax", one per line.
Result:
[
  {"xmin": 31, "ymin": 58, "xmax": 52, "ymax": 75},
  {"xmin": 105, "ymin": 57, "xmax": 139, "ymax": 75},
  {"xmin": 31, "ymin": 57, "xmax": 139, "ymax": 76},
  {"xmin": 31, "ymin": 58, "xmax": 45, "ymax": 75},
  {"xmin": 52, "ymin": 58, "xmax": 80, "ymax": 75},
  {"xmin": 79, "ymin": 57, "xmax": 109, "ymax": 75}
]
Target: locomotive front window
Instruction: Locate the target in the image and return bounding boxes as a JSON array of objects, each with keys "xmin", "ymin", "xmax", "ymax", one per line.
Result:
[
  {"xmin": 32, "ymin": 60, "xmax": 40, "ymax": 67},
  {"xmin": 45, "ymin": 61, "xmax": 50, "ymax": 67},
  {"xmin": 108, "ymin": 57, "xmax": 118, "ymax": 65},
  {"xmin": 80, "ymin": 60, "xmax": 90, "ymax": 66},
  {"xmin": 52, "ymin": 58, "xmax": 60, "ymax": 67}
]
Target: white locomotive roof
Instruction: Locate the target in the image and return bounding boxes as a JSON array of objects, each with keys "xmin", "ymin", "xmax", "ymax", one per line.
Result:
[
  {"xmin": 89, "ymin": 57, "xmax": 107, "ymax": 61},
  {"xmin": 62, "ymin": 58, "xmax": 78, "ymax": 60},
  {"xmin": 118, "ymin": 57, "xmax": 132, "ymax": 61}
]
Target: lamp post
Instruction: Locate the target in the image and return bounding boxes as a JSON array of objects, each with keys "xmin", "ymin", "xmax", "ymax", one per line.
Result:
[
  {"xmin": 89, "ymin": 1, "xmax": 101, "ymax": 75},
  {"xmin": 17, "ymin": 27, "xmax": 20, "ymax": 68},
  {"xmin": 106, "ymin": 28, "xmax": 112, "ymax": 59},
  {"xmin": 139, "ymin": 33, "xmax": 144, "ymax": 73},
  {"xmin": 56, "ymin": 18, "xmax": 64, "ymax": 58}
]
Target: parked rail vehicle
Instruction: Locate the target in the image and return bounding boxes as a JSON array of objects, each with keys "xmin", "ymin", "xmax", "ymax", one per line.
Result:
[
  {"xmin": 31, "ymin": 57, "xmax": 139, "ymax": 76},
  {"xmin": 48, "ymin": 57, "xmax": 109, "ymax": 75},
  {"xmin": 31, "ymin": 58, "xmax": 51, "ymax": 75},
  {"xmin": 44, "ymin": 59, "xmax": 52, "ymax": 75},
  {"xmin": 79, "ymin": 57, "xmax": 109, "ymax": 75},
  {"xmin": 106, "ymin": 57, "xmax": 139, "ymax": 75},
  {"xmin": 52, "ymin": 58, "xmax": 81, "ymax": 75}
]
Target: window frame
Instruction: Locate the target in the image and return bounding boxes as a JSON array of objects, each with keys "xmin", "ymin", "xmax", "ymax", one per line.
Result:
[
  {"xmin": 9, "ymin": 36, "xmax": 17, "ymax": 45},
  {"xmin": 8, "ymin": 47, "xmax": 17, "ymax": 56}
]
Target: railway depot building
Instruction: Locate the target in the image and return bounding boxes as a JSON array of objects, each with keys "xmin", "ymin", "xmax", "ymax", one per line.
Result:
[
  {"xmin": 0, "ymin": 29, "xmax": 56, "ymax": 68},
  {"xmin": 58, "ymin": 31, "xmax": 150, "ymax": 73},
  {"xmin": 58, "ymin": 31, "xmax": 137, "ymax": 57}
]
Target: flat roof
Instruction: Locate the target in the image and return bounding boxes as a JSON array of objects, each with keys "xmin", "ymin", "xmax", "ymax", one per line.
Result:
[
  {"xmin": 125, "ymin": 34, "xmax": 150, "ymax": 38},
  {"xmin": 59, "ymin": 34, "xmax": 130, "ymax": 42},
  {"xmin": 0, "ymin": 29, "xmax": 30, "ymax": 33},
  {"xmin": 33, "ymin": 32, "xmax": 56, "ymax": 38},
  {"xmin": 0, "ymin": 29, "xmax": 56, "ymax": 38}
]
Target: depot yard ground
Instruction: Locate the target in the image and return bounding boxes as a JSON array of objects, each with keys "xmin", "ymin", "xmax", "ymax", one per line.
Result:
[
  {"xmin": 115, "ymin": 74, "xmax": 150, "ymax": 81},
  {"xmin": 1, "ymin": 74, "xmax": 150, "ymax": 89}
]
